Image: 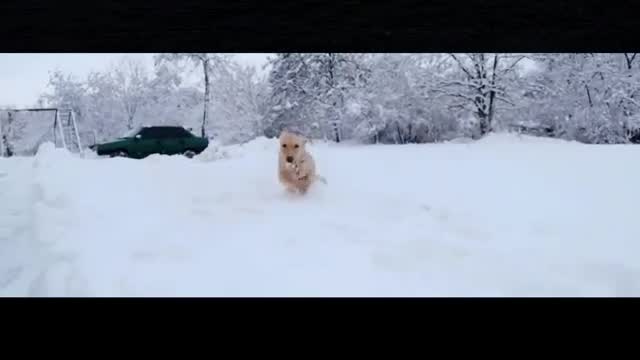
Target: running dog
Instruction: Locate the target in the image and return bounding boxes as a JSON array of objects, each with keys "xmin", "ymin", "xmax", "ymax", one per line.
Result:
[{"xmin": 278, "ymin": 130, "xmax": 326, "ymax": 195}]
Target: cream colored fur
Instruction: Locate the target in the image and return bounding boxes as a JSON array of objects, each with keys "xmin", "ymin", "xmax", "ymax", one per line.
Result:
[{"xmin": 278, "ymin": 130, "xmax": 326, "ymax": 195}]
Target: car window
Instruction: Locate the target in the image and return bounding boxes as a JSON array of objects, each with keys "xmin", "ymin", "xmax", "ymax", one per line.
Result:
[
  {"xmin": 138, "ymin": 128, "xmax": 157, "ymax": 139},
  {"xmin": 153, "ymin": 128, "xmax": 171, "ymax": 139},
  {"xmin": 162, "ymin": 127, "xmax": 192, "ymax": 138},
  {"xmin": 172, "ymin": 127, "xmax": 194, "ymax": 138},
  {"xmin": 124, "ymin": 127, "xmax": 142, "ymax": 138},
  {"xmin": 161, "ymin": 128, "xmax": 182, "ymax": 139}
]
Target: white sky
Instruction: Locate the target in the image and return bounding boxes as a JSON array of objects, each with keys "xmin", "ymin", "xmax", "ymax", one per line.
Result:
[{"xmin": 0, "ymin": 53, "xmax": 273, "ymax": 108}]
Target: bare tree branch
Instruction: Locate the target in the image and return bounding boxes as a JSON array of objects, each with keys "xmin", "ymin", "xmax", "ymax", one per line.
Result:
[
  {"xmin": 449, "ymin": 54, "xmax": 474, "ymax": 79},
  {"xmin": 500, "ymin": 55, "xmax": 527, "ymax": 75}
]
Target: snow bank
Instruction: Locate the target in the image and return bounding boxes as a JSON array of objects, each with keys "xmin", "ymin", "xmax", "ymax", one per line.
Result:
[
  {"xmin": 195, "ymin": 139, "xmax": 232, "ymax": 162},
  {"xmin": 443, "ymin": 137, "xmax": 475, "ymax": 144},
  {"xmin": 3, "ymin": 134, "xmax": 640, "ymax": 296},
  {"xmin": 196, "ymin": 137, "xmax": 280, "ymax": 162},
  {"xmin": 34, "ymin": 142, "xmax": 73, "ymax": 163},
  {"xmin": 235, "ymin": 136, "xmax": 279, "ymax": 152},
  {"xmin": 475, "ymin": 131, "xmax": 583, "ymax": 145},
  {"xmin": 215, "ymin": 136, "xmax": 334, "ymax": 159}
]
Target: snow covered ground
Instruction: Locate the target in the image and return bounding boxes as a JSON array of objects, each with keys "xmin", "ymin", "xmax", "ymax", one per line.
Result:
[{"xmin": 2, "ymin": 133, "xmax": 640, "ymax": 296}]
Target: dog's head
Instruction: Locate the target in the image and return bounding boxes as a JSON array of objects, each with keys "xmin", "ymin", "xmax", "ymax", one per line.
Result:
[{"xmin": 279, "ymin": 130, "xmax": 308, "ymax": 164}]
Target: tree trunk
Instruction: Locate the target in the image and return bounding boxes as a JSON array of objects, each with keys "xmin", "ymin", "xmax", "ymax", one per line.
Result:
[
  {"xmin": 3, "ymin": 135, "xmax": 13, "ymax": 157},
  {"xmin": 396, "ymin": 122, "xmax": 404, "ymax": 144},
  {"xmin": 327, "ymin": 53, "xmax": 341, "ymax": 143},
  {"xmin": 2, "ymin": 112, "xmax": 14, "ymax": 157},
  {"xmin": 486, "ymin": 54, "xmax": 499, "ymax": 134},
  {"xmin": 477, "ymin": 114, "xmax": 490, "ymax": 138},
  {"xmin": 624, "ymin": 53, "xmax": 637, "ymax": 70},
  {"xmin": 332, "ymin": 120, "xmax": 341, "ymax": 143},
  {"xmin": 202, "ymin": 59, "xmax": 210, "ymax": 138},
  {"xmin": 585, "ymin": 84, "xmax": 593, "ymax": 107}
]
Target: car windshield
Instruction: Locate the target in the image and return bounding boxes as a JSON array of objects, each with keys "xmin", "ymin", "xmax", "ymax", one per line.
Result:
[{"xmin": 123, "ymin": 127, "xmax": 142, "ymax": 138}]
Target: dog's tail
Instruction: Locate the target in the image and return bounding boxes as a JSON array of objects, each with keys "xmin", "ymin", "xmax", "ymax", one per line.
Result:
[{"xmin": 316, "ymin": 175, "xmax": 328, "ymax": 185}]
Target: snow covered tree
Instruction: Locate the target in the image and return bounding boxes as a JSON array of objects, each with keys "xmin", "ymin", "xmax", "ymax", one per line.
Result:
[
  {"xmin": 263, "ymin": 53, "xmax": 315, "ymax": 138},
  {"xmin": 303, "ymin": 53, "xmax": 369, "ymax": 142},
  {"xmin": 41, "ymin": 55, "xmax": 218, "ymax": 144},
  {"xmin": 40, "ymin": 70, "xmax": 101, "ymax": 145},
  {"xmin": 140, "ymin": 62, "xmax": 201, "ymax": 131},
  {"xmin": 347, "ymin": 54, "xmax": 458, "ymax": 144},
  {"xmin": 264, "ymin": 53, "xmax": 369, "ymax": 142},
  {"xmin": 147, "ymin": 62, "xmax": 183, "ymax": 105},
  {"xmin": 83, "ymin": 70, "xmax": 129, "ymax": 142},
  {"xmin": 208, "ymin": 62, "xmax": 270, "ymax": 144},
  {"xmin": 40, "ymin": 70, "xmax": 88, "ymax": 119},
  {"xmin": 518, "ymin": 53, "xmax": 640, "ymax": 144},
  {"xmin": 109, "ymin": 57, "xmax": 152, "ymax": 130},
  {"xmin": 154, "ymin": 53, "xmax": 231, "ymax": 138},
  {"xmin": 432, "ymin": 53, "xmax": 528, "ymax": 138},
  {"xmin": 33, "ymin": 52, "xmax": 640, "ymax": 149},
  {"xmin": 352, "ymin": 53, "xmax": 420, "ymax": 143}
]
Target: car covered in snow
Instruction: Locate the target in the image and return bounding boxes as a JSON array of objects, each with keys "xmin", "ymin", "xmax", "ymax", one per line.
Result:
[{"xmin": 91, "ymin": 126, "xmax": 209, "ymax": 159}]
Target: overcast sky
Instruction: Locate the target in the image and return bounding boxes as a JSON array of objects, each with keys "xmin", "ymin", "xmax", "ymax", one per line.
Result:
[{"xmin": 0, "ymin": 53, "xmax": 272, "ymax": 108}]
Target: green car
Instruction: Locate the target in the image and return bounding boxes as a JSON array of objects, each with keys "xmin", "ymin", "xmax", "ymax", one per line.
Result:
[{"xmin": 92, "ymin": 126, "xmax": 209, "ymax": 159}]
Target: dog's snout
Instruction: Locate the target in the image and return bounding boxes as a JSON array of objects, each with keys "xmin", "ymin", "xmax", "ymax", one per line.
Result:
[{"xmin": 286, "ymin": 156, "xmax": 294, "ymax": 163}]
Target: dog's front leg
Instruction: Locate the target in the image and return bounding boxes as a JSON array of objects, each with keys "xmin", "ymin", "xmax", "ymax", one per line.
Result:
[
  {"xmin": 285, "ymin": 184, "xmax": 300, "ymax": 194},
  {"xmin": 294, "ymin": 160, "xmax": 308, "ymax": 181},
  {"xmin": 286, "ymin": 161, "xmax": 299, "ymax": 176}
]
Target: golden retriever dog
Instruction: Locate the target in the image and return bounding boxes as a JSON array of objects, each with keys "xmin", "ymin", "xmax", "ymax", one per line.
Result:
[{"xmin": 278, "ymin": 130, "xmax": 326, "ymax": 195}]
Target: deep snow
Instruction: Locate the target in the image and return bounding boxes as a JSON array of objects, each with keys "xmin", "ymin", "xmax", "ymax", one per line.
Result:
[{"xmin": 2, "ymin": 133, "xmax": 640, "ymax": 296}]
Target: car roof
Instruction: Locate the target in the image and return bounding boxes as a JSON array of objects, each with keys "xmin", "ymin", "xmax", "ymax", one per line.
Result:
[{"xmin": 141, "ymin": 125, "xmax": 184, "ymax": 128}]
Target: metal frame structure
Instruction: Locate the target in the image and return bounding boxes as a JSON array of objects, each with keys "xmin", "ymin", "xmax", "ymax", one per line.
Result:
[
  {"xmin": 53, "ymin": 109, "xmax": 66, "ymax": 149},
  {"xmin": 0, "ymin": 107, "xmax": 83, "ymax": 156}
]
